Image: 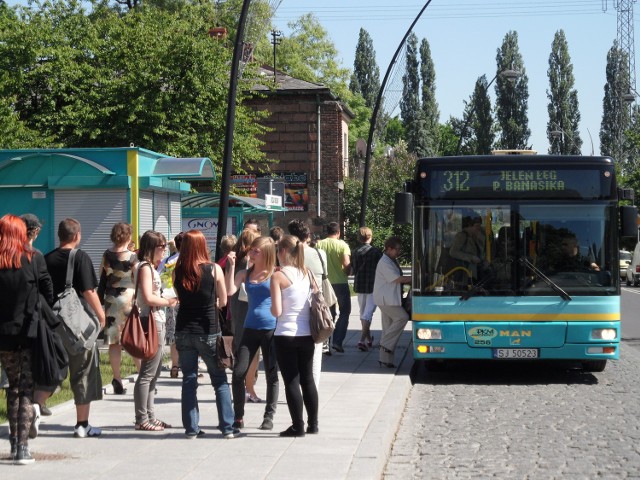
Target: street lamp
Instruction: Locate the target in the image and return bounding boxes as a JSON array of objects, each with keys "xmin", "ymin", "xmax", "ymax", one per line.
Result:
[{"xmin": 455, "ymin": 68, "xmax": 521, "ymax": 155}]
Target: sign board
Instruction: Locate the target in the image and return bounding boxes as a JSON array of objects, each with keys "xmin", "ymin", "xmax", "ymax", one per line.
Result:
[
  {"xmin": 182, "ymin": 217, "xmax": 235, "ymax": 254},
  {"xmin": 265, "ymin": 194, "xmax": 283, "ymax": 210}
]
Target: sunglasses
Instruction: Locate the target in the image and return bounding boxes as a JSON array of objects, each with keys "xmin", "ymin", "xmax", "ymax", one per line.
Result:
[{"xmin": 157, "ymin": 244, "xmax": 167, "ymax": 249}]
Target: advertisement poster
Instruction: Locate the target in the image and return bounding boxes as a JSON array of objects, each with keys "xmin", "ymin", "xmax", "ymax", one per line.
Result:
[
  {"xmin": 283, "ymin": 172, "xmax": 308, "ymax": 211},
  {"xmin": 182, "ymin": 217, "xmax": 236, "ymax": 254},
  {"xmin": 230, "ymin": 174, "xmax": 257, "ymax": 197}
]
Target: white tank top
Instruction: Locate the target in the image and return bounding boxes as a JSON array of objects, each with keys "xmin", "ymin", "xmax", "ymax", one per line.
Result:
[{"xmin": 275, "ymin": 266, "xmax": 311, "ymax": 337}]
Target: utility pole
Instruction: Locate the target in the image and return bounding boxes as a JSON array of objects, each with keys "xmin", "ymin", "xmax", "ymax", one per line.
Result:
[{"xmin": 271, "ymin": 30, "xmax": 282, "ymax": 84}]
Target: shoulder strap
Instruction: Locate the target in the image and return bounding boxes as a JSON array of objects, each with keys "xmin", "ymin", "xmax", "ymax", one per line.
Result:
[
  {"xmin": 133, "ymin": 261, "xmax": 153, "ymax": 302},
  {"xmin": 212, "ymin": 262, "xmax": 222, "ymax": 334},
  {"xmin": 315, "ymin": 248, "xmax": 328, "ymax": 280},
  {"xmin": 65, "ymin": 249, "xmax": 78, "ymax": 288}
]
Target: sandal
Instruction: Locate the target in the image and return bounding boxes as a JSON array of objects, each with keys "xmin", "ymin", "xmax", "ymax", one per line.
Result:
[
  {"xmin": 170, "ymin": 366, "xmax": 179, "ymax": 379},
  {"xmin": 135, "ymin": 421, "xmax": 164, "ymax": 431},
  {"xmin": 152, "ymin": 419, "xmax": 172, "ymax": 429}
]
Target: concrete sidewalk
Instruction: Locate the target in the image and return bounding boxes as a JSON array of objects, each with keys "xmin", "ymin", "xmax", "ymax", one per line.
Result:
[{"xmin": 0, "ymin": 297, "xmax": 413, "ymax": 479}]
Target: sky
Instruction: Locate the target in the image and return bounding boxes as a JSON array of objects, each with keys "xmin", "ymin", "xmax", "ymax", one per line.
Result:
[{"xmin": 272, "ymin": 0, "xmax": 628, "ymax": 155}]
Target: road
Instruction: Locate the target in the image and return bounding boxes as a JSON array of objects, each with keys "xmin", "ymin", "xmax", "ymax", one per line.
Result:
[{"xmin": 384, "ymin": 289, "xmax": 640, "ymax": 479}]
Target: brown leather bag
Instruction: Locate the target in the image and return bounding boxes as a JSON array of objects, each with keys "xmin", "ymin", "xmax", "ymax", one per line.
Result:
[{"xmin": 121, "ymin": 263, "xmax": 159, "ymax": 360}]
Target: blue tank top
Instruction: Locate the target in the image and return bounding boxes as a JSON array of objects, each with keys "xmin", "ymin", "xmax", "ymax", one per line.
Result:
[{"xmin": 244, "ymin": 276, "xmax": 276, "ymax": 330}]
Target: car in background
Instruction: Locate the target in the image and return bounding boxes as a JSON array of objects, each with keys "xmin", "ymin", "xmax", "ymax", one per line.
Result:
[
  {"xmin": 625, "ymin": 245, "xmax": 640, "ymax": 286},
  {"xmin": 620, "ymin": 250, "xmax": 632, "ymax": 281}
]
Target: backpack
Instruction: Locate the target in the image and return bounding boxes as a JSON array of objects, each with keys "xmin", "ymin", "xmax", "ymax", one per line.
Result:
[{"xmin": 52, "ymin": 249, "xmax": 101, "ymax": 355}]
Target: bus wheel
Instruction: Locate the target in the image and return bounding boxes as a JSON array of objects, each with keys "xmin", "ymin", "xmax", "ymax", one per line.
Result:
[
  {"xmin": 582, "ymin": 360, "xmax": 607, "ymax": 372},
  {"xmin": 409, "ymin": 360, "xmax": 425, "ymax": 383}
]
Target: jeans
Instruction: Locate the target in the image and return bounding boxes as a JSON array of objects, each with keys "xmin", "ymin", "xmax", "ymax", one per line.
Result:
[
  {"xmin": 232, "ymin": 328, "xmax": 279, "ymax": 420},
  {"xmin": 330, "ymin": 283, "xmax": 352, "ymax": 347},
  {"xmin": 274, "ymin": 335, "xmax": 318, "ymax": 431},
  {"xmin": 175, "ymin": 332, "xmax": 235, "ymax": 436}
]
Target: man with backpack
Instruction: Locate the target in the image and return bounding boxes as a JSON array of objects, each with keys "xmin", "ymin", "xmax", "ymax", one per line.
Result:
[{"xmin": 45, "ymin": 218, "xmax": 105, "ymax": 438}]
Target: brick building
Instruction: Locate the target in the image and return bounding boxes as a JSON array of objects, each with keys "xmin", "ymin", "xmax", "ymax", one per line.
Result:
[{"xmin": 242, "ymin": 66, "xmax": 354, "ymax": 233}]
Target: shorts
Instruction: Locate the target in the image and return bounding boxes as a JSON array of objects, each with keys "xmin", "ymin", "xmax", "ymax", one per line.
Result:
[
  {"xmin": 357, "ymin": 293, "xmax": 377, "ymax": 323},
  {"xmin": 68, "ymin": 345, "xmax": 103, "ymax": 405}
]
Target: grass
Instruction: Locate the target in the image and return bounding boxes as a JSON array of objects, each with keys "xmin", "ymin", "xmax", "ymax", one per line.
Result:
[{"xmin": 0, "ymin": 349, "xmax": 139, "ymax": 424}]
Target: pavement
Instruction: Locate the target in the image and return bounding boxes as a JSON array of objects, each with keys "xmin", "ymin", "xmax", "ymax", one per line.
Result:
[{"xmin": 0, "ymin": 296, "xmax": 413, "ymax": 479}]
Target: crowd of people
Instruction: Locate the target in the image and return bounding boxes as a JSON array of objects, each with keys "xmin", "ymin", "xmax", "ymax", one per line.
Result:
[{"xmin": 0, "ymin": 213, "xmax": 410, "ymax": 465}]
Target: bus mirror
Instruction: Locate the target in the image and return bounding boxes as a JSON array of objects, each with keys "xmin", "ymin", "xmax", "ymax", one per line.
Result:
[
  {"xmin": 620, "ymin": 205, "xmax": 638, "ymax": 238},
  {"xmin": 394, "ymin": 192, "xmax": 413, "ymax": 225}
]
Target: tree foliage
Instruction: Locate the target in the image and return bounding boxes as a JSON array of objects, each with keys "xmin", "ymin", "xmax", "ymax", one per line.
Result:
[
  {"xmin": 600, "ymin": 42, "xmax": 632, "ymax": 168},
  {"xmin": 419, "ymin": 37, "xmax": 439, "ymax": 156},
  {"xmin": 0, "ymin": 0, "xmax": 271, "ymax": 182},
  {"xmin": 400, "ymin": 32, "xmax": 428, "ymax": 157},
  {"xmin": 495, "ymin": 31, "xmax": 530, "ymax": 150},
  {"xmin": 350, "ymin": 28, "xmax": 380, "ymax": 109},
  {"xmin": 343, "ymin": 141, "xmax": 414, "ymax": 255},
  {"xmin": 546, "ymin": 29, "xmax": 582, "ymax": 155}
]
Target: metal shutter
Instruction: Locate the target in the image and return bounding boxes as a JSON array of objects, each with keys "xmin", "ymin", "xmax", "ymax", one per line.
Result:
[
  {"xmin": 154, "ymin": 191, "xmax": 170, "ymax": 240},
  {"xmin": 54, "ymin": 190, "xmax": 128, "ymax": 273},
  {"xmin": 139, "ymin": 190, "xmax": 153, "ymax": 237},
  {"xmin": 169, "ymin": 193, "xmax": 182, "ymax": 239}
]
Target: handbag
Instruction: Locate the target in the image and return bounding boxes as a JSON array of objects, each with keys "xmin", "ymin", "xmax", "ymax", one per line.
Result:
[
  {"xmin": 31, "ymin": 260, "xmax": 69, "ymax": 387},
  {"xmin": 52, "ymin": 249, "xmax": 101, "ymax": 355},
  {"xmin": 213, "ymin": 263, "xmax": 234, "ymax": 369},
  {"xmin": 315, "ymin": 248, "xmax": 337, "ymax": 307},
  {"xmin": 121, "ymin": 262, "xmax": 159, "ymax": 360},
  {"xmin": 308, "ymin": 269, "xmax": 335, "ymax": 343}
]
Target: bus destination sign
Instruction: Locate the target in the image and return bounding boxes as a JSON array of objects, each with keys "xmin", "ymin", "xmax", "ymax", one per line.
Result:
[{"xmin": 426, "ymin": 168, "xmax": 608, "ymax": 199}]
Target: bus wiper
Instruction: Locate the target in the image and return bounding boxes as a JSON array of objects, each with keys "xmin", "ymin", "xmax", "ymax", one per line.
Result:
[
  {"xmin": 519, "ymin": 257, "xmax": 572, "ymax": 301},
  {"xmin": 460, "ymin": 269, "xmax": 496, "ymax": 301}
]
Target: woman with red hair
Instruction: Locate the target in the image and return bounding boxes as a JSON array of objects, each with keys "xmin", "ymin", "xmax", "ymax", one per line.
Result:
[
  {"xmin": 0, "ymin": 214, "xmax": 53, "ymax": 465},
  {"xmin": 173, "ymin": 230, "xmax": 235, "ymax": 439}
]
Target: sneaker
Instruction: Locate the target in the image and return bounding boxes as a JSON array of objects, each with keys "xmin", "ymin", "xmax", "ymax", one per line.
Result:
[
  {"xmin": 357, "ymin": 342, "xmax": 368, "ymax": 352},
  {"xmin": 246, "ymin": 394, "xmax": 262, "ymax": 403},
  {"xmin": 74, "ymin": 424, "xmax": 102, "ymax": 438},
  {"xmin": 333, "ymin": 344, "xmax": 344, "ymax": 353},
  {"xmin": 223, "ymin": 432, "xmax": 236, "ymax": 439},
  {"xmin": 322, "ymin": 341, "xmax": 332, "ymax": 356},
  {"xmin": 29, "ymin": 404, "xmax": 40, "ymax": 439},
  {"xmin": 40, "ymin": 404, "xmax": 52, "ymax": 416},
  {"xmin": 14, "ymin": 445, "xmax": 35, "ymax": 465},
  {"xmin": 185, "ymin": 430, "xmax": 205, "ymax": 439},
  {"xmin": 258, "ymin": 417, "xmax": 273, "ymax": 430}
]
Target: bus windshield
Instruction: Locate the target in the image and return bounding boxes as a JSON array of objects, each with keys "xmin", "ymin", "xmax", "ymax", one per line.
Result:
[{"xmin": 415, "ymin": 202, "xmax": 616, "ymax": 297}]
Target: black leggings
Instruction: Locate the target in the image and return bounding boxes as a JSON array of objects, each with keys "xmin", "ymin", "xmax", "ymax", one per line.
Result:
[
  {"xmin": 231, "ymin": 328, "xmax": 279, "ymax": 419},
  {"xmin": 274, "ymin": 335, "xmax": 318, "ymax": 430},
  {"xmin": 0, "ymin": 349, "xmax": 34, "ymax": 444}
]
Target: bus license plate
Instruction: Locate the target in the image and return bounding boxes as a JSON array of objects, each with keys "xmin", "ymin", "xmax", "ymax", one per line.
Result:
[{"xmin": 492, "ymin": 348, "xmax": 539, "ymax": 359}]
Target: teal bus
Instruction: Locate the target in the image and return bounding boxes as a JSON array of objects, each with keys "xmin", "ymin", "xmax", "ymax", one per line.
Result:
[{"xmin": 395, "ymin": 153, "xmax": 637, "ymax": 372}]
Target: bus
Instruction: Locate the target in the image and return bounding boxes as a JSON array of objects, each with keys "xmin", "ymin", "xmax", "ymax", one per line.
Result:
[{"xmin": 395, "ymin": 154, "xmax": 637, "ymax": 372}]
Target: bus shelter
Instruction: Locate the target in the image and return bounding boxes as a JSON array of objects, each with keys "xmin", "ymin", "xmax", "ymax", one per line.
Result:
[{"xmin": 181, "ymin": 192, "xmax": 287, "ymax": 252}]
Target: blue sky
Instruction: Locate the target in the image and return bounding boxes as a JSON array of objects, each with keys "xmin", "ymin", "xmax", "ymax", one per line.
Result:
[{"xmin": 273, "ymin": 0, "xmax": 627, "ymax": 155}]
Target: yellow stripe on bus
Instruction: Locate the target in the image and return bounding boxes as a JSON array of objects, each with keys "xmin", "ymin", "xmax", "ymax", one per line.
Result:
[{"xmin": 413, "ymin": 313, "xmax": 620, "ymax": 321}]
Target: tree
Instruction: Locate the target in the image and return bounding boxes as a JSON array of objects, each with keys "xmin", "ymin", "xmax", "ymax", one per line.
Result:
[
  {"xmin": 400, "ymin": 32, "xmax": 428, "ymax": 157},
  {"xmin": 350, "ymin": 28, "xmax": 380, "ymax": 109},
  {"xmin": 471, "ymin": 76, "xmax": 495, "ymax": 154},
  {"xmin": 343, "ymin": 141, "xmax": 414, "ymax": 253},
  {"xmin": 419, "ymin": 37, "xmax": 439, "ymax": 156},
  {"xmin": 0, "ymin": 1, "xmax": 271, "ymax": 182},
  {"xmin": 546, "ymin": 29, "xmax": 582, "ymax": 155},
  {"xmin": 272, "ymin": 13, "xmax": 351, "ymax": 100},
  {"xmin": 600, "ymin": 41, "xmax": 632, "ymax": 168},
  {"xmin": 495, "ymin": 31, "xmax": 530, "ymax": 150}
]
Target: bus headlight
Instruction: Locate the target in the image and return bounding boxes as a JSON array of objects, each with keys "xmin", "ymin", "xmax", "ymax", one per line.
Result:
[
  {"xmin": 416, "ymin": 328, "xmax": 442, "ymax": 340},
  {"xmin": 592, "ymin": 329, "xmax": 617, "ymax": 340}
]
